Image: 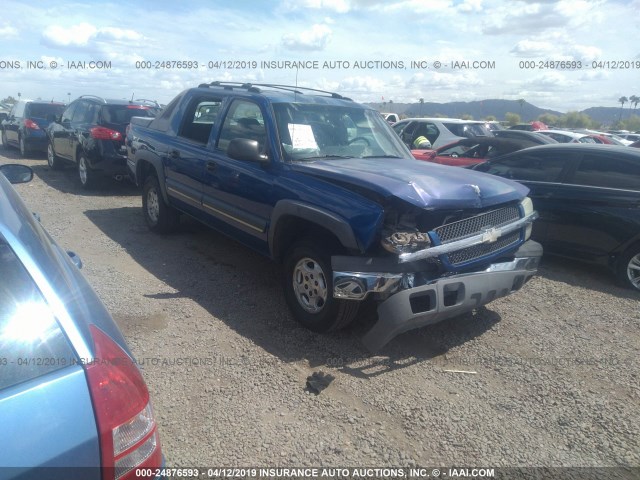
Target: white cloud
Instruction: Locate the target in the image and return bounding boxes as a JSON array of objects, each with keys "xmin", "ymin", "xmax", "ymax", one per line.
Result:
[
  {"xmin": 510, "ymin": 40, "xmax": 556, "ymax": 57},
  {"xmin": 41, "ymin": 22, "xmax": 143, "ymax": 50},
  {"xmin": 282, "ymin": 24, "xmax": 332, "ymax": 51},
  {"xmin": 521, "ymin": 72, "xmax": 579, "ymax": 90},
  {"xmin": 0, "ymin": 25, "xmax": 18, "ymax": 37},
  {"xmin": 281, "ymin": 0, "xmax": 351, "ymax": 13},
  {"xmin": 457, "ymin": 0, "xmax": 483, "ymax": 12},
  {"xmin": 42, "ymin": 23, "xmax": 97, "ymax": 47}
]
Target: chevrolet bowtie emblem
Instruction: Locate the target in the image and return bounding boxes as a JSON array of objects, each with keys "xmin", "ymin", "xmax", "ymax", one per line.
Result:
[{"xmin": 482, "ymin": 227, "xmax": 500, "ymax": 243}]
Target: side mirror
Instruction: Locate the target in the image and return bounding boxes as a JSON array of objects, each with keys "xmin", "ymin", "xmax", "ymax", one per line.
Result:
[
  {"xmin": 0, "ymin": 164, "xmax": 33, "ymax": 184},
  {"xmin": 227, "ymin": 138, "xmax": 268, "ymax": 163}
]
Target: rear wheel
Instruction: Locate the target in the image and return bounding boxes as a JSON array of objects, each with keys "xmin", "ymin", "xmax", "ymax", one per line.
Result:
[
  {"xmin": 78, "ymin": 154, "xmax": 96, "ymax": 189},
  {"xmin": 19, "ymin": 136, "xmax": 28, "ymax": 157},
  {"xmin": 47, "ymin": 142, "xmax": 63, "ymax": 169},
  {"xmin": 618, "ymin": 244, "xmax": 640, "ymax": 292},
  {"xmin": 142, "ymin": 175, "xmax": 179, "ymax": 233},
  {"xmin": 282, "ymin": 240, "xmax": 359, "ymax": 332}
]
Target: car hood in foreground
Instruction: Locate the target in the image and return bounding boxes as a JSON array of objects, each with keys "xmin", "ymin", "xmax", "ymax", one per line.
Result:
[{"xmin": 291, "ymin": 157, "xmax": 528, "ymax": 209}]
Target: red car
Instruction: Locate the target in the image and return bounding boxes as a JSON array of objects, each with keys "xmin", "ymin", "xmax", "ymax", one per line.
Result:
[{"xmin": 412, "ymin": 137, "xmax": 539, "ymax": 167}]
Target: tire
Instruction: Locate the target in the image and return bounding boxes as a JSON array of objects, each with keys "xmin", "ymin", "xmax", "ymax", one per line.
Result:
[
  {"xmin": 1, "ymin": 130, "xmax": 8, "ymax": 149},
  {"xmin": 617, "ymin": 244, "xmax": 640, "ymax": 292},
  {"xmin": 142, "ymin": 175, "xmax": 179, "ymax": 233},
  {"xmin": 19, "ymin": 136, "xmax": 28, "ymax": 157},
  {"xmin": 47, "ymin": 141, "xmax": 63, "ymax": 169},
  {"xmin": 77, "ymin": 154, "xmax": 96, "ymax": 189},
  {"xmin": 282, "ymin": 240, "xmax": 359, "ymax": 332}
]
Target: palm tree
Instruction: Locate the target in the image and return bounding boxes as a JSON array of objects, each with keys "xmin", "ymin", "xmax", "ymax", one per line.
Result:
[
  {"xmin": 518, "ymin": 98, "xmax": 525, "ymax": 118},
  {"xmin": 618, "ymin": 96, "xmax": 628, "ymax": 121},
  {"xmin": 630, "ymin": 95, "xmax": 639, "ymax": 112}
]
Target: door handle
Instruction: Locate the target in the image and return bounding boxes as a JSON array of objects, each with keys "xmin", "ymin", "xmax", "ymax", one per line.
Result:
[
  {"xmin": 169, "ymin": 149, "xmax": 180, "ymax": 159},
  {"xmin": 206, "ymin": 161, "xmax": 217, "ymax": 172}
]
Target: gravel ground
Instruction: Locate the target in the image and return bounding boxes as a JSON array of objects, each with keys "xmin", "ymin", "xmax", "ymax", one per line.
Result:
[{"xmin": 3, "ymin": 146, "xmax": 639, "ymax": 470}]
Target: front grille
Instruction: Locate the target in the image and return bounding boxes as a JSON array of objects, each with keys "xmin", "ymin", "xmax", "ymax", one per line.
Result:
[
  {"xmin": 434, "ymin": 205, "xmax": 520, "ymax": 244},
  {"xmin": 447, "ymin": 231, "xmax": 521, "ymax": 265}
]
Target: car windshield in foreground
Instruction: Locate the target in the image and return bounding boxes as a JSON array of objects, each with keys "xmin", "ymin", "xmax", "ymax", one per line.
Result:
[{"xmin": 272, "ymin": 103, "xmax": 408, "ymax": 161}]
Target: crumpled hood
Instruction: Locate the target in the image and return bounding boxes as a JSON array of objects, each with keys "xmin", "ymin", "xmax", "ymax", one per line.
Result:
[{"xmin": 291, "ymin": 157, "xmax": 528, "ymax": 209}]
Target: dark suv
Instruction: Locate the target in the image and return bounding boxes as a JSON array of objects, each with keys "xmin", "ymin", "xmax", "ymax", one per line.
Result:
[
  {"xmin": 1, "ymin": 100, "xmax": 66, "ymax": 156},
  {"xmin": 46, "ymin": 96, "xmax": 155, "ymax": 188}
]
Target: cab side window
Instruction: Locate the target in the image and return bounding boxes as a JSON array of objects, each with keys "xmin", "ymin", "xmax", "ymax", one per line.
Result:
[
  {"xmin": 571, "ymin": 154, "xmax": 640, "ymax": 191},
  {"xmin": 486, "ymin": 152, "xmax": 569, "ymax": 182},
  {"xmin": 216, "ymin": 100, "xmax": 266, "ymax": 153}
]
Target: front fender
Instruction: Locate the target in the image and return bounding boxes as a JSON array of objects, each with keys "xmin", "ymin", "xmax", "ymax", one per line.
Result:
[{"xmin": 269, "ymin": 200, "xmax": 363, "ymax": 258}]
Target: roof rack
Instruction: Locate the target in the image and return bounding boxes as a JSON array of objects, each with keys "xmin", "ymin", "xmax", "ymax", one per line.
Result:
[
  {"xmin": 78, "ymin": 95, "xmax": 107, "ymax": 103},
  {"xmin": 197, "ymin": 81, "xmax": 352, "ymax": 101},
  {"xmin": 134, "ymin": 98, "xmax": 161, "ymax": 107}
]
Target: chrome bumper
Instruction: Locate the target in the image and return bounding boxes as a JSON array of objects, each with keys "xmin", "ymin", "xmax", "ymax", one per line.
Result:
[{"xmin": 334, "ymin": 240, "xmax": 542, "ymax": 352}]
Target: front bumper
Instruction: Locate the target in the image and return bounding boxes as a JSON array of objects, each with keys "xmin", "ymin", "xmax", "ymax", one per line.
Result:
[{"xmin": 333, "ymin": 240, "xmax": 542, "ymax": 352}]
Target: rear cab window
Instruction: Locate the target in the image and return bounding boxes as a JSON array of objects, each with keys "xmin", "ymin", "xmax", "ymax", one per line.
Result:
[
  {"xmin": 0, "ymin": 243, "xmax": 74, "ymax": 391},
  {"xmin": 177, "ymin": 97, "xmax": 223, "ymax": 144}
]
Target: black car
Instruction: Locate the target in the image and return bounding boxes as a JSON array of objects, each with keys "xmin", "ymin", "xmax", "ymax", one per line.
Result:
[
  {"xmin": 1, "ymin": 100, "xmax": 66, "ymax": 156},
  {"xmin": 493, "ymin": 129, "xmax": 558, "ymax": 145},
  {"xmin": 472, "ymin": 144, "xmax": 640, "ymax": 290},
  {"xmin": 46, "ymin": 95, "xmax": 155, "ymax": 188}
]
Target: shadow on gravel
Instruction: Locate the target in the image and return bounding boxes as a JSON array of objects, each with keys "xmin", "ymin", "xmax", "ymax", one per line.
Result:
[
  {"xmin": 85, "ymin": 206, "xmax": 502, "ymax": 378},
  {"xmin": 538, "ymin": 256, "xmax": 639, "ymax": 301},
  {"xmin": 29, "ymin": 162, "xmax": 140, "ymax": 197}
]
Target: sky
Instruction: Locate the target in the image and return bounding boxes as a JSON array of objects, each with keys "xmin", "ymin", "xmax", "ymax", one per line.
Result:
[{"xmin": 0, "ymin": 0, "xmax": 639, "ymax": 113}]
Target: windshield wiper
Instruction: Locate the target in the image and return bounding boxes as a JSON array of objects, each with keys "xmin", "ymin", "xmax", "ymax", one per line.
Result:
[{"xmin": 298, "ymin": 155, "xmax": 355, "ymax": 161}]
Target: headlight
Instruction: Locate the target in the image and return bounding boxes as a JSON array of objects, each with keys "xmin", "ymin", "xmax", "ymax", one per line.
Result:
[
  {"xmin": 521, "ymin": 196, "xmax": 534, "ymax": 240},
  {"xmin": 381, "ymin": 231, "xmax": 431, "ymax": 254}
]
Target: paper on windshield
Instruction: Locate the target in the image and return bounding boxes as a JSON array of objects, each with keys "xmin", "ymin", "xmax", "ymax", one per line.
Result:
[{"xmin": 288, "ymin": 124, "xmax": 318, "ymax": 149}]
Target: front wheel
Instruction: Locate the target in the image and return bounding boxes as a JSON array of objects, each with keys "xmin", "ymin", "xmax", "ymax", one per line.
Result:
[
  {"xmin": 617, "ymin": 244, "xmax": 640, "ymax": 291},
  {"xmin": 282, "ymin": 241, "xmax": 359, "ymax": 332},
  {"xmin": 142, "ymin": 175, "xmax": 179, "ymax": 233}
]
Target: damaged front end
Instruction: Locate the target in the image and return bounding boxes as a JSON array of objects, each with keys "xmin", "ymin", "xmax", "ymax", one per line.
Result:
[{"xmin": 332, "ymin": 197, "xmax": 542, "ymax": 351}]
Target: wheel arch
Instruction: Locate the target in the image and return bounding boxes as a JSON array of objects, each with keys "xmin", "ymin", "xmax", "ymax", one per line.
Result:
[{"xmin": 269, "ymin": 200, "xmax": 362, "ymax": 262}]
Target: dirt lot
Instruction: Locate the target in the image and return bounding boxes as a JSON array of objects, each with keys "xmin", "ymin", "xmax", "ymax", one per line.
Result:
[{"xmin": 3, "ymin": 146, "xmax": 639, "ymax": 469}]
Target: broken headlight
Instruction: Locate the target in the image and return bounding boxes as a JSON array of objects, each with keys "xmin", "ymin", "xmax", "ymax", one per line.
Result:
[
  {"xmin": 381, "ymin": 231, "xmax": 431, "ymax": 254},
  {"xmin": 521, "ymin": 197, "xmax": 534, "ymax": 240}
]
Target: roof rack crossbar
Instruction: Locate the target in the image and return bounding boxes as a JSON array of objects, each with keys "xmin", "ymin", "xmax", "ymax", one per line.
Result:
[{"xmin": 197, "ymin": 81, "xmax": 351, "ymax": 100}]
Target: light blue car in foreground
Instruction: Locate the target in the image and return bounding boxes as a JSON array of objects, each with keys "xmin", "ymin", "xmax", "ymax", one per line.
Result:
[{"xmin": 0, "ymin": 164, "xmax": 163, "ymax": 480}]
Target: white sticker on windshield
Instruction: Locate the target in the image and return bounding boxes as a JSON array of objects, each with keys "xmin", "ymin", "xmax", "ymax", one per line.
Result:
[{"xmin": 288, "ymin": 124, "xmax": 318, "ymax": 149}]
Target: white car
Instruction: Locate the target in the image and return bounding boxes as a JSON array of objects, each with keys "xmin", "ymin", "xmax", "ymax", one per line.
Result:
[
  {"xmin": 537, "ymin": 129, "xmax": 597, "ymax": 144},
  {"xmin": 392, "ymin": 117, "xmax": 493, "ymax": 149}
]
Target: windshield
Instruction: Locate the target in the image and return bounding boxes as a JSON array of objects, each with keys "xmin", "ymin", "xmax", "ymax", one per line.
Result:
[
  {"xmin": 272, "ymin": 103, "xmax": 409, "ymax": 161},
  {"xmin": 443, "ymin": 122, "xmax": 492, "ymax": 138}
]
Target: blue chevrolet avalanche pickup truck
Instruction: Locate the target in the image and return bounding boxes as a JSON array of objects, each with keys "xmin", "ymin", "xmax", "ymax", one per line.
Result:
[{"xmin": 126, "ymin": 82, "xmax": 542, "ymax": 351}]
